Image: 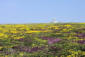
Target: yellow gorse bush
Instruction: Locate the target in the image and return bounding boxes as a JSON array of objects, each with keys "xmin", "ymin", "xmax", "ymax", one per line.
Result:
[
  {"xmin": 48, "ymin": 26, "xmax": 59, "ymax": 30},
  {"xmin": 64, "ymin": 24, "xmax": 72, "ymax": 27},
  {"xmin": 25, "ymin": 30, "xmax": 41, "ymax": 33},
  {"xmin": 0, "ymin": 33, "xmax": 4, "ymax": 37},
  {"xmin": 10, "ymin": 30, "xmax": 18, "ymax": 33},
  {"xmin": 0, "ymin": 33, "xmax": 8, "ymax": 39},
  {"xmin": 14, "ymin": 36, "xmax": 25, "ymax": 39},
  {"xmin": 0, "ymin": 46, "xmax": 3, "ymax": 49}
]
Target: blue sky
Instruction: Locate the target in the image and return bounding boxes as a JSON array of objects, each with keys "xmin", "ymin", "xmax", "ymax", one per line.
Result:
[{"xmin": 0, "ymin": 0, "xmax": 85, "ymax": 24}]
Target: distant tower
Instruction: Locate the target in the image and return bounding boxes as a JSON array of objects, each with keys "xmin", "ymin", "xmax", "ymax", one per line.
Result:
[{"xmin": 51, "ymin": 18, "xmax": 58, "ymax": 23}]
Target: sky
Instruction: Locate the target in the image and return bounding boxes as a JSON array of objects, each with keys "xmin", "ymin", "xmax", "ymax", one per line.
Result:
[{"xmin": 0, "ymin": 0, "xmax": 85, "ymax": 24}]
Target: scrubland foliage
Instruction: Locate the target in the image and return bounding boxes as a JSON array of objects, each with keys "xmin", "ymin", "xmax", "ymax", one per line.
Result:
[{"xmin": 0, "ymin": 23, "xmax": 85, "ymax": 57}]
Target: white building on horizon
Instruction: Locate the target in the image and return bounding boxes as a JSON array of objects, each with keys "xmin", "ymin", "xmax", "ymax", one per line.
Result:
[{"xmin": 51, "ymin": 18, "xmax": 59, "ymax": 23}]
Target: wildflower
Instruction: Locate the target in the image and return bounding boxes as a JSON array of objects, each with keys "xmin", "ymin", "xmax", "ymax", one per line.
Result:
[
  {"xmin": 77, "ymin": 40, "xmax": 85, "ymax": 44},
  {"xmin": 76, "ymin": 33, "xmax": 85, "ymax": 38},
  {"xmin": 25, "ymin": 30, "xmax": 41, "ymax": 33},
  {"xmin": 0, "ymin": 46, "xmax": 3, "ymax": 50},
  {"xmin": 10, "ymin": 30, "xmax": 18, "ymax": 33},
  {"xmin": 14, "ymin": 36, "xmax": 24, "ymax": 39},
  {"xmin": 0, "ymin": 33, "xmax": 4, "ymax": 37},
  {"xmin": 82, "ymin": 51, "xmax": 85, "ymax": 55},
  {"xmin": 0, "ymin": 33, "xmax": 8, "ymax": 38},
  {"xmin": 41, "ymin": 37, "xmax": 62, "ymax": 44},
  {"xmin": 63, "ymin": 29, "xmax": 67, "ymax": 31},
  {"xmin": 48, "ymin": 38, "xmax": 62, "ymax": 44},
  {"xmin": 30, "ymin": 46, "xmax": 45, "ymax": 53},
  {"xmin": 19, "ymin": 52, "xmax": 24, "ymax": 56},
  {"xmin": 30, "ymin": 47, "xmax": 39, "ymax": 52}
]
